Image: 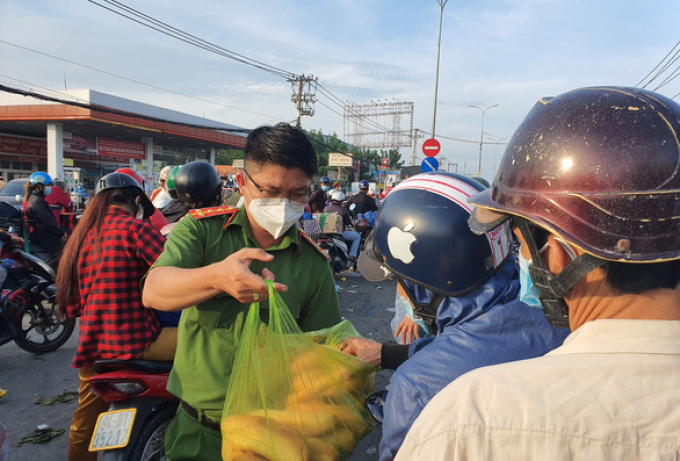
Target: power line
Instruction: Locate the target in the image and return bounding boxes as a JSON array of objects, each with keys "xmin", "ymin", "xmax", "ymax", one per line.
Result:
[
  {"xmin": 87, "ymin": 0, "xmax": 295, "ymax": 79},
  {"xmin": 0, "ymin": 40, "xmax": 288, "ymax": 122},
  {"xmin": 88, "ymin": 0, "xmax": 399, "ymax": 137},
  {"xmin": 637, "ymin": 41, "xmax": 680, "ymax": 88}
]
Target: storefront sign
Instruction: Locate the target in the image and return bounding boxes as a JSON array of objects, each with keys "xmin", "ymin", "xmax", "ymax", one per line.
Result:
[
  {"xmin": 65, "ymin": 136, "xmax": 97, "ymax": 154},
  {"xmin": 0, "ymin": 134, "xmax": 47, "ymax": 157},
  {"xmin": 97, "ymin": 138, "xmax": 146, "ymax": 159}
]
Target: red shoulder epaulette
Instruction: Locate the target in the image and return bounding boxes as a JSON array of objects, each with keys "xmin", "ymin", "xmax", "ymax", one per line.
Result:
[
  {"xmin": 298, "ymin": 231, "xmax": 330, "ymax": 260},
  {"xmin": 188, "ymin": 206, "xmax": 238, "ymax": 220}
]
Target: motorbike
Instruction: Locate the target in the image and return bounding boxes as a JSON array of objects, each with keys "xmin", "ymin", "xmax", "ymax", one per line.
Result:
[
  {"xmin": 318, "ymin": 231, "xmax": 352, "ymax": 274},
  {"xmin": 0, "ymin": 241, "xmax": 75, "ymax": 353},
  {"xmin": 88, "ymin": 359, "xmax": 178, "ymax": 461}
]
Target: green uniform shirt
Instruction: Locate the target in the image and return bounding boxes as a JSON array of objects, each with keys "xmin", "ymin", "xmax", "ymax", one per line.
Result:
[{"xmin": 146, "ymin": 207, "xmax": 341, "ymax": 421}]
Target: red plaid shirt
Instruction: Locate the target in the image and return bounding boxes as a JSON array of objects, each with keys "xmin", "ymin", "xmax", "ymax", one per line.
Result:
[{"xmin": 69, "ymin": 207, "xmax": 166, "ymax": 368}]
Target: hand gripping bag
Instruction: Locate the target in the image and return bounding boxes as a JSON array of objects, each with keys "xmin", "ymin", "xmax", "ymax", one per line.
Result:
[{"xmin": 221, "ymin": 281, "xmax": 376, "ymax": 461}]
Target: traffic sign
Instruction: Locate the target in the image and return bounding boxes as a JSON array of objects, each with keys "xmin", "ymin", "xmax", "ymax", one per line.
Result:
[
  {"xmin": 422, "ymin": 138, "xmax": 441, "ymax": 157},
  {"xmin": 421, "ymin": 157, "xmax": 439, "ymax": 173}
]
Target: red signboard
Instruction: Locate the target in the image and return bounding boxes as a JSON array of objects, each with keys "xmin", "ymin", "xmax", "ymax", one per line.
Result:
[
  {"xmin": 422, "ymin": 138, "xmax": 441, "ymax": 157},
  {"xmin": 0, "ymin": 134, "xmax": 47, "ymax": 157},
  {"xmin": 382, "ymin": 158, "xmax": 389, "ymax": 166},
  {"xmin": 97, "ymin": 138, "xmax": 146, "ymax": 160}
]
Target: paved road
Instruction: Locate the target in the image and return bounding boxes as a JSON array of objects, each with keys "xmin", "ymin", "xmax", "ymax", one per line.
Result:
[{"xmin": 0, "ymin": 271, "xmax": 397, "ymax": 460}]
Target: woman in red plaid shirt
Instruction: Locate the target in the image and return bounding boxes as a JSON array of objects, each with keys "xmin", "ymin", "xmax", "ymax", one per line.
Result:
[{"xmin": 57, "ymin": 172, "xmax": 177, "ymax": 461}]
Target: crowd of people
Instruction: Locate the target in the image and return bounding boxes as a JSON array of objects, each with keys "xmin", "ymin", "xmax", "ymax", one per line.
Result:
[{"xmin": 5, "ymin": 85, "xmax": 677, "ymax": 461}]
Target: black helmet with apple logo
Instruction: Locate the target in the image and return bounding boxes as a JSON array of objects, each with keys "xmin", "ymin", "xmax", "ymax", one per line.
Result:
[{"xmin": 358, "ymin": 172, "xmax": 513, "ymax": 296}]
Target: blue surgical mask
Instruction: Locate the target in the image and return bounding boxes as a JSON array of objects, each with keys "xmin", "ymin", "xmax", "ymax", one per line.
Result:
[
  {"xmin": 518, "ymin": 251, "xmax": 542, "ymax": 308},
  {"xmin": 44, "ymin": 186, "xmax": 52, "ymax": 196},
  {"xmin": 321, "ymin": 185, "xmax": 330, "ymax": 192}
]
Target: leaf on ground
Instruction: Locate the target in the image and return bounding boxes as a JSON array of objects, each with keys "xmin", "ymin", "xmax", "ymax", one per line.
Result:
[
  {"xmin": 35, "ymin": 390, "xmax": 79, "ymax": 405},
  {"xmin": 16, "ymin": 429, "xmax": 65, "ymax": 446}
]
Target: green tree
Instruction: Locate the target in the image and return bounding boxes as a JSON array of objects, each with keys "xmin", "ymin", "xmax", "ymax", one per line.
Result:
[{"xmin": 215, "ymin": 148, "xmax": 244, "ymax": 165}]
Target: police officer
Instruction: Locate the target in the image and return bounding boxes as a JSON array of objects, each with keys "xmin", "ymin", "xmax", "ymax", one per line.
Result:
[{"xmin": 142, "ymin": 123, "xmax": 342, "ymax": 460}]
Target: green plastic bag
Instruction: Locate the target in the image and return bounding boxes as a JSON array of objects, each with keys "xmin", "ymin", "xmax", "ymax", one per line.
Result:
[{"xmin": 221, "ymin": 281, "xmax": 376, "ymax": 461}]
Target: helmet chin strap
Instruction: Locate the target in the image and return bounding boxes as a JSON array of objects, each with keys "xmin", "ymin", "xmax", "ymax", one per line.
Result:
[
  {"xmin": 516, "ymin": 218, "xmax": 605, "ymax": 329},
  {"xmin": 397, "ymin": 278, "xmax": 443, "ymax": 335}
]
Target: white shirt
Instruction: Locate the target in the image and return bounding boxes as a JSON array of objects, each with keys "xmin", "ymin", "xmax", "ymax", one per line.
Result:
[
  {"xmin": 395, "ymin": 319, "xmax": 680, "ymax": 461},
  {"xmin": 152, "ymin": 187, "xmax": 172, "ymax": 209}
]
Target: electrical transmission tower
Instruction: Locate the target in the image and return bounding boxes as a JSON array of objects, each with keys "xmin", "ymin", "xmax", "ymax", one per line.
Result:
[
  {"xmin": 343, "ymin": 100, "xmax": 414, "ymax": 150},
  {"xmin": 289, "ymin": 75, "xmax": 318, "ymax": 128}
]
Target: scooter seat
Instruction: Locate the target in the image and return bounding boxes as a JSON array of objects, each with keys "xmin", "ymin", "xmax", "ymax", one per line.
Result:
[{"xmin": 92, "ymin": 359, "xmax": 173, "ymax": 374}]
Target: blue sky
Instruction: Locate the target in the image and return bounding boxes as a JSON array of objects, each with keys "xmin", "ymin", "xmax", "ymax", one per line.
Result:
[{"xmin": 1, "ymin": 0, "xmax": 679, "ymax": 179}]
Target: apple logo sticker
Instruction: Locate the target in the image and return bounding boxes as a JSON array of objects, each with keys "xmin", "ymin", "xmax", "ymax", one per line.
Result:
[{"xmin": 387, "ymin": 222, "xmax": 417, "ymax": 264}]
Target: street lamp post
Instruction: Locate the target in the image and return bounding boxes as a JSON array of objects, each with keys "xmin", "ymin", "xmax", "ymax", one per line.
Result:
[
  {"xmin": 469, "ymin": 104, "xmax": 499, "ymax": 177},
  {"xmin": 431, "ymin": 0, "xmax": 449, "ymax": 139},
  {"xmin": 488, "ymin": 136, "xmax": 508, "ymax": 176}
]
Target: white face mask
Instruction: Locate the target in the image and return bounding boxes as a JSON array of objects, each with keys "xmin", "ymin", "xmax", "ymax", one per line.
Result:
[{"xmin": 248, "ymin": 198, "xmax": 305, "ymax": 239}]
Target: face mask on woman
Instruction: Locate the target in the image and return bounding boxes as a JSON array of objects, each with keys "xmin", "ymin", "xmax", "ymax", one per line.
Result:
[
  {"xmin": 321, "ymin": 185, "xmax": 330, "ymax": 192},
  {"xmin": 44, "ymin": 186, "xmax": 52, "ymax": 196}
]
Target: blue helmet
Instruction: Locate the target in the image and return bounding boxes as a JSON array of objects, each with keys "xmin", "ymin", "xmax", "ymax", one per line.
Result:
[
  {"xmin": 320, "ymin": 176, "xmax": 331, "ymax": 184},
  {"xmin": 359, "ymin": 180, "xmax": 370, "ymax": 189},
  {"xmin": 29, "ymin": 171, "xmax": 53, "ymax": 186},
  {"xmin": 360, "ymin": 172, "xmax": 513, "ymax": 296}
]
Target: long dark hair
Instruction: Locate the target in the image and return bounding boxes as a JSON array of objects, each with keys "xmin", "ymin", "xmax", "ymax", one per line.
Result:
[
  {"xmin": 56, "ymin": 187, "xmax": 140, "ymax": 315},
  {"xmin": 24, "ymin": 181, "xmax": 43, "ymax": 201}
]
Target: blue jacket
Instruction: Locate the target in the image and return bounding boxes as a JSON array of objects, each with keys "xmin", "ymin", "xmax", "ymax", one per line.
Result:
[{"xmin": 379, "ymin": 257, "xmax": 570, "ymax": 461}]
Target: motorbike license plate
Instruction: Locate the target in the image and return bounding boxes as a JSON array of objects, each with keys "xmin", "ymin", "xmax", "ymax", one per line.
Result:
[{"xmin": 89, "ymin": 408, "xmax": 137, "ymax": 452}]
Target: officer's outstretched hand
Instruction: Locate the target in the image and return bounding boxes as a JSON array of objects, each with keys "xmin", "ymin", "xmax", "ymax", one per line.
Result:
[
  {"xmin": 340, "ymin": 337, "xmax": 381, "ymax": 367},
  {"xmin": 214, "ymin": 248, "xmax": 288, "ymax": 304}
]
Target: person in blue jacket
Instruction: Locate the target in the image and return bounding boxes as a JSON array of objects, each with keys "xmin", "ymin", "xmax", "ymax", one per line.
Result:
[{"xmin": 342, "ymin": 172, "xmax": 570, "ymax": 461}]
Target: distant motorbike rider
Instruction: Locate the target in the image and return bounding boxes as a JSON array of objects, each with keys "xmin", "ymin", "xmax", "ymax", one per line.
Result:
[
  {"xmin": 24, "ymin": 171, "xmax": 65, "ymax": 260},
  {"xmin": 309, "ymin": 175, "xmax": 331, "ymax": 213},
  {"xmin": 345, "ymin": 179, "xmax": 378, "ymax": 216},
  {"xmin": 57, "ymin": 172, "xmax": 176, "ymax": 461},
  {"xmin": 160, "ymin": 166, "xmax": 185, "ymax": 223},
  {"xmin": 341, "ymin": 172, "xmax": 569, "ymax": 461},
  {"xmin": 115, "ymin": 168, "xmax": 169, "ymax": 232},
  {"xmin": 151, "ymin": 165, "xmax": 174, "ymax": 203},
  {"xmin": 323, "ymin": 190, "xmax": 361, "ymax": 260},
  {"xmin": 152, "ymin": 166, "xmax": 174, "ymax": 209},
  {"xmin": 160, "ymin": 161, "xmax": 223, "ymax": 236}
]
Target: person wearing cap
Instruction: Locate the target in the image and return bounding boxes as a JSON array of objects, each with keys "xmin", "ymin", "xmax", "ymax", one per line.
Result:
[
  {"xmin": 324, "ymin": 190, "xmax": 362, "ymax": 260},
  {"xmin": 142, "ymin": 123, "xmax": 341, "ymax": 460},
  {"xmin": 344, "ymin": 179, "xmax": 378, "ymax": 216},
  {"xmin": 45, "ymin": 179, "xmax": 74, "ymax": 232},
  {"xmin": 342, "ymin": 172, "xmax": 569, "ymax": 461},
  {"xmin": 395, "ymin": 87, "xmax": 680, "ymax": 461},
  {"xmin": 152, "ymin": 165, "xmax": 174, "ymax": 209},
  {"xmin": 56, "ymin": 172, "xmax": 176, "ymax": 461},
  {"xmin": 160, "ymin": 166, "xmax": 186, "ymax": 224},
  {"xmin": 309, "ymin": 176, "xmax": 331, "ymax": 213}
]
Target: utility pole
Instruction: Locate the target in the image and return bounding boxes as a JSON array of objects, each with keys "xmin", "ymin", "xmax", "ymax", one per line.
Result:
[
  {"xmin": 411, "ymin": 128, "xmax": 420, "ymax": 166},
  {"xmin": 290, "ymin": 75, "xmax": 318, "ymax": 128},
  {"xmin": 469, "ymin": 104, "xmax": 499, "ymax": 177},
  {"xmin": 431, "ymin": 0, "xmax": 449, "ymax": 139}
]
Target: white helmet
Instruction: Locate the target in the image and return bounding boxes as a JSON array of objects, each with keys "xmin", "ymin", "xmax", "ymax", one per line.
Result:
[{"xmin": 331, "ymin": 190, "xmax": 346, "ymax": 202}]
